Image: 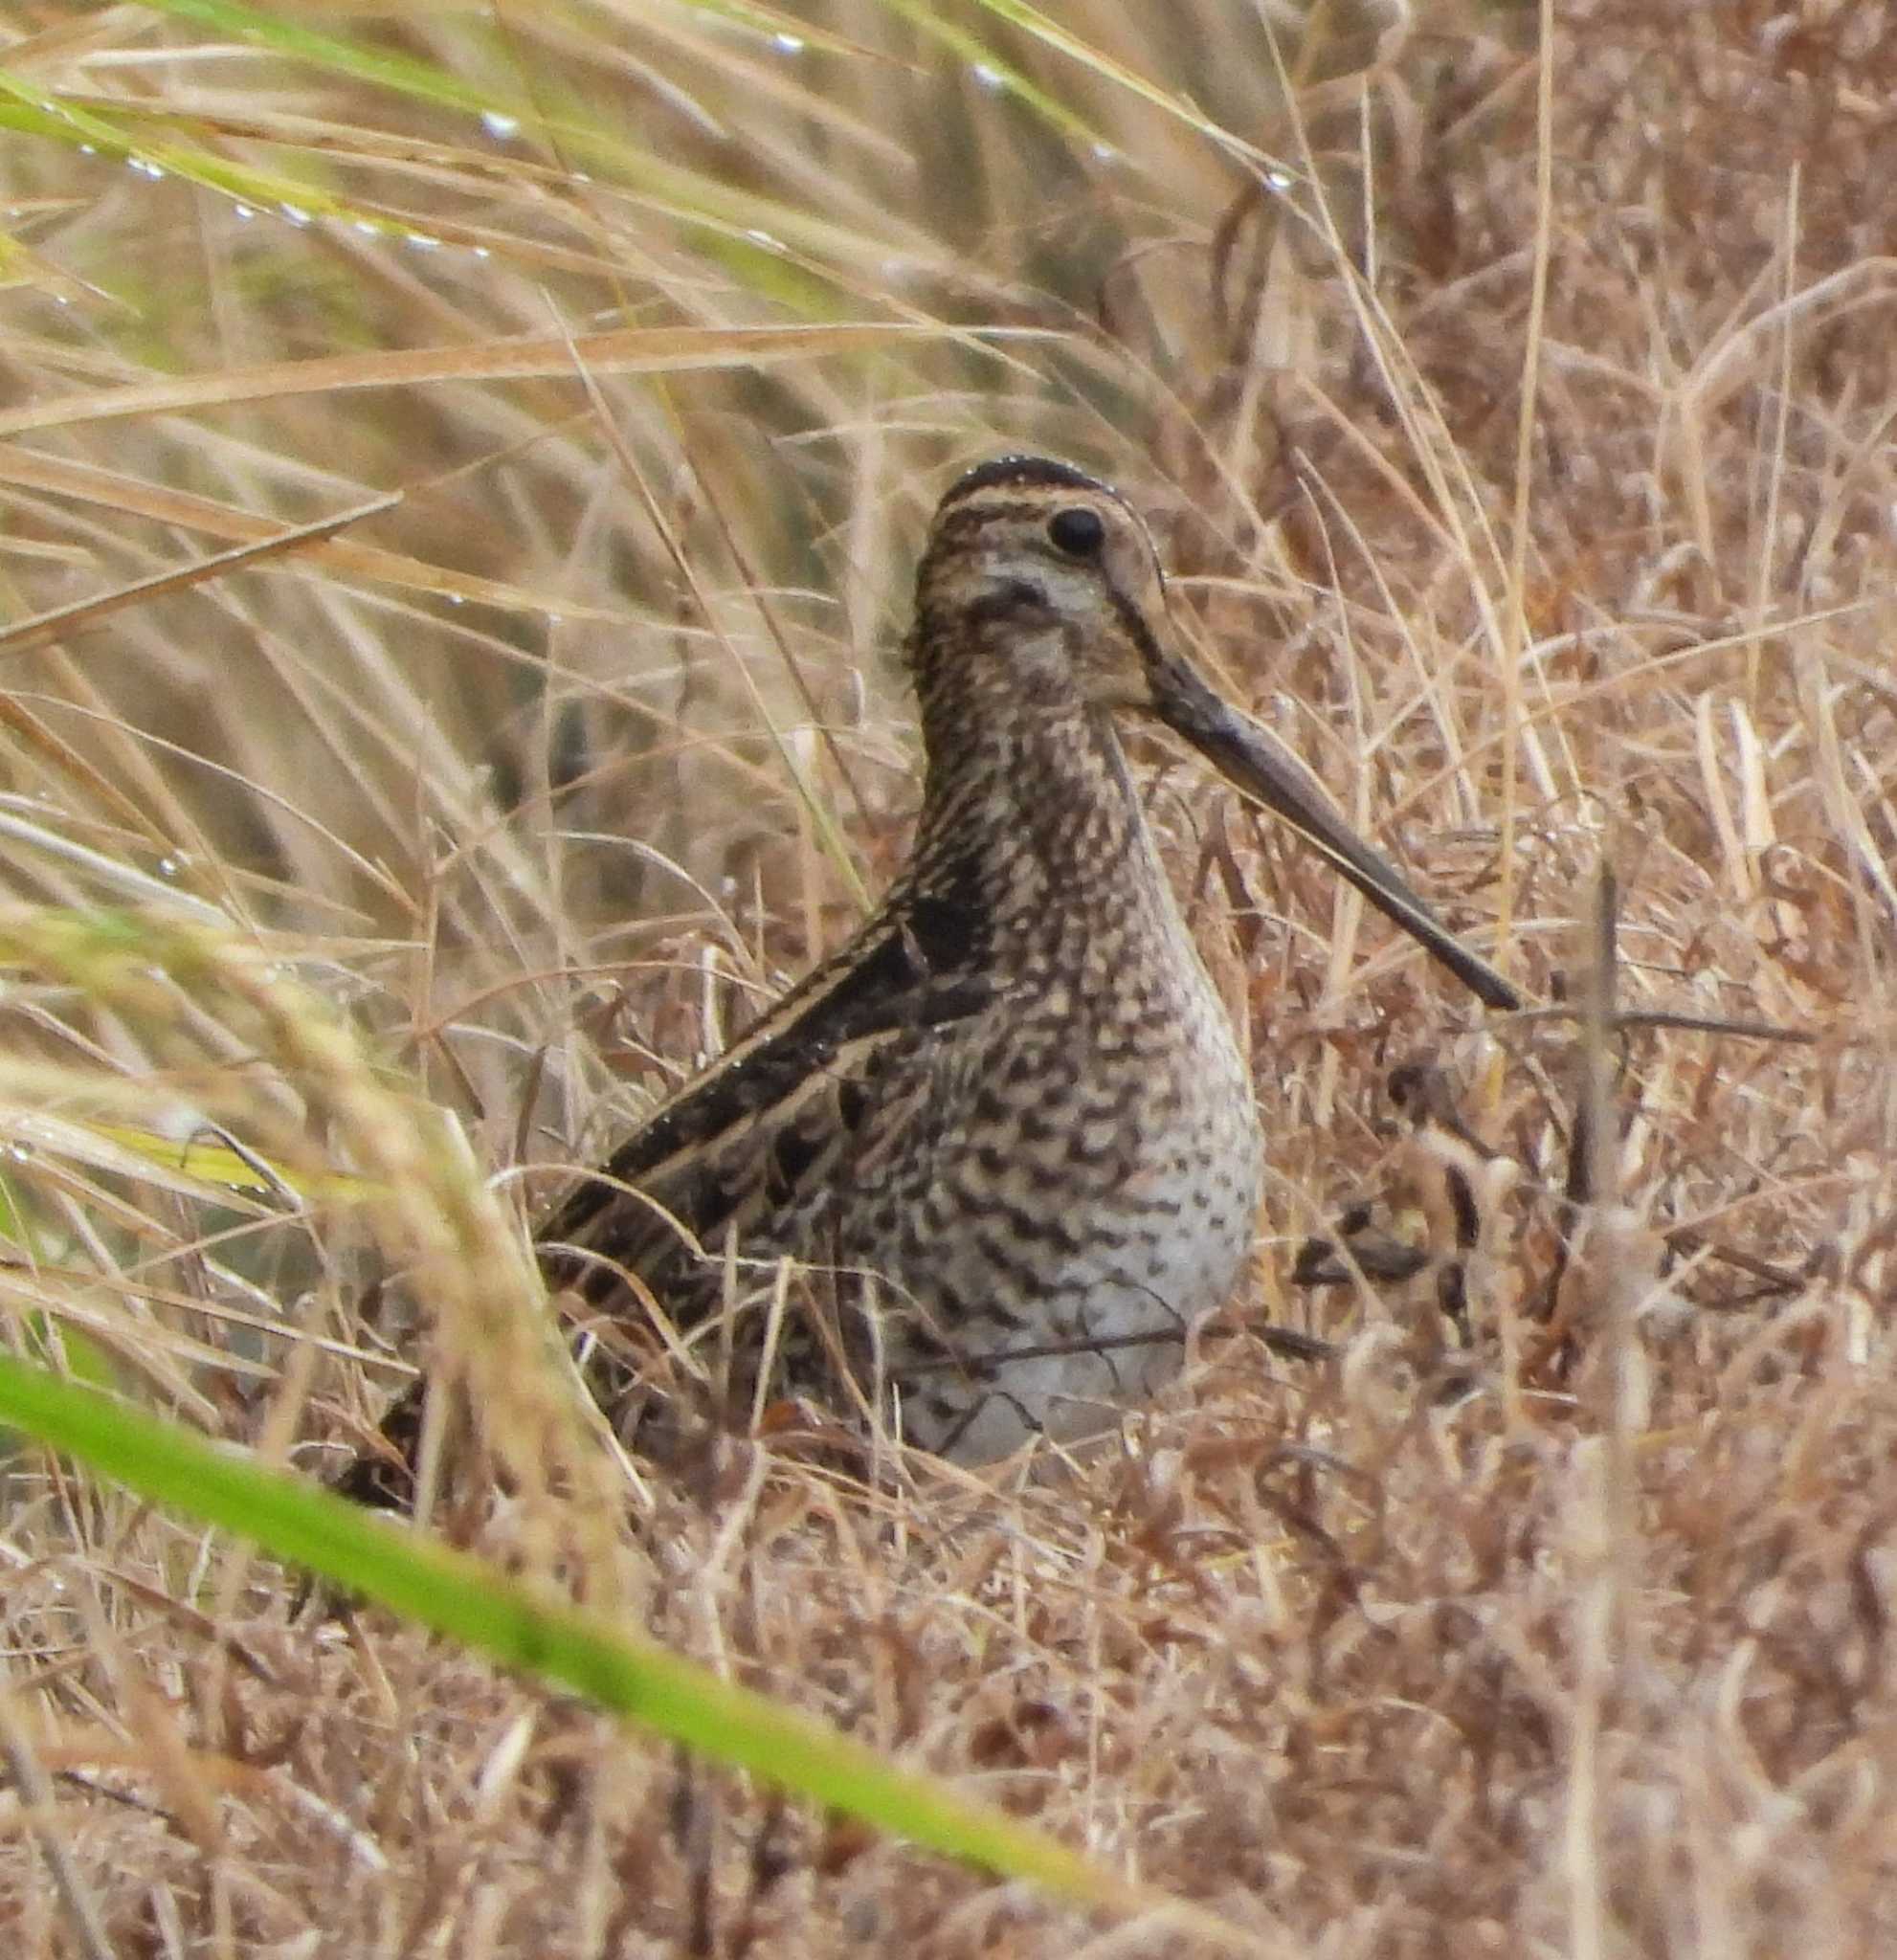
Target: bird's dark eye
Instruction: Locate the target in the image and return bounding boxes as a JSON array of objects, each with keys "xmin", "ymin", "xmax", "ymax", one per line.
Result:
[{"xmin": 1046, "ymin": 506, "xmax": 1105, "ymax": 558}]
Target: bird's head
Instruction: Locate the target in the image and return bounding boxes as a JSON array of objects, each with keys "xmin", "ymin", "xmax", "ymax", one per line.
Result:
[{"xmin": 907, "ymin": 455, "xmax": 1521, "ymax": 1011}]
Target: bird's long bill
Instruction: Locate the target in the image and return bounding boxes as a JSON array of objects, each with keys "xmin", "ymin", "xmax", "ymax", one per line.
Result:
[{"xmin": 1153, "ymin": 652, "xmax": 1522, "ymax": 1012}]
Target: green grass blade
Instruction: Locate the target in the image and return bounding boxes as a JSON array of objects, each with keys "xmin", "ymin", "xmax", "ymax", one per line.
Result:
[{"xmin": 0, "ymin": 1354, "xmax": 1255, "ymax": 1950}]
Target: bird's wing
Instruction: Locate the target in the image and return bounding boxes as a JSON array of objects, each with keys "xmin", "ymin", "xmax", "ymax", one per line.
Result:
[
  {"xmin": 537, "ymin": 886, "xmax": 992, "ymax": 1295},
  {"xmin": 330, "ymin": 886, "xmax": 993, "ymax": 1511}
]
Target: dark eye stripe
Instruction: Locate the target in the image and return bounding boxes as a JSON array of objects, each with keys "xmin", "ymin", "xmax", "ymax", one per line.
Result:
[{"xmin": 932, "ymin": 499, "xmax": 1059, "ymax": 544}]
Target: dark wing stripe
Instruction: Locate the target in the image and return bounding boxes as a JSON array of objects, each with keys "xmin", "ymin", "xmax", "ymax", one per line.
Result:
[
  {"xmin": 545, "ymin": 1014, "xmax": 923, "ymax": 1296},
  {"xmin": 537, "ymin": 891, "xmax": 992, "ymax": 1257}
]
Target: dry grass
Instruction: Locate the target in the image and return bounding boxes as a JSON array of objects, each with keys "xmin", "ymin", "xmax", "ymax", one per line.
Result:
[{"xmin": 3, "ymin": 2, "xmax": 1896, "ymax": 1952}]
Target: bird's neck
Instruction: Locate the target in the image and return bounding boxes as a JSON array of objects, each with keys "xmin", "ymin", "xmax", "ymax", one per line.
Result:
[{"xmin": 904, "ymin": 674, "xmax": 1181, "ymax": 956}]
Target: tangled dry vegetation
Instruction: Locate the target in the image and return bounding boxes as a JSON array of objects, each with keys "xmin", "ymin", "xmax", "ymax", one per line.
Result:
[{"xmin": 2, "ymin": 4, "xmax": 1895, "ymax": 1953}]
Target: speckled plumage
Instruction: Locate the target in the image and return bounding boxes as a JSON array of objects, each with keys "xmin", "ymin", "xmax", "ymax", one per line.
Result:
[{"xmin": 342, "ymin": 457, "xmax": 1516, "ymax": 1499}]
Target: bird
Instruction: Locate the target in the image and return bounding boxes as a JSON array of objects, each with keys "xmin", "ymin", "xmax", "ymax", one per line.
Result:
[{"xmin": 337, "ymin": 455, "xmax": 1518, "ymax": 1504}]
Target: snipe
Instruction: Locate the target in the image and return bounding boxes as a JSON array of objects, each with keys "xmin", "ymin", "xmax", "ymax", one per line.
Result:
[{"xmin": 341, "ymin": 456, "xmax": 1516, "ymax": 1501}]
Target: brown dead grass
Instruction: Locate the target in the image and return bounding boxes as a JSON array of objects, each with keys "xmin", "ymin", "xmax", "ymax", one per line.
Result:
[{"xmin": 3, "ymin": 3, "xmax": 1896, "ymax": 1953}]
